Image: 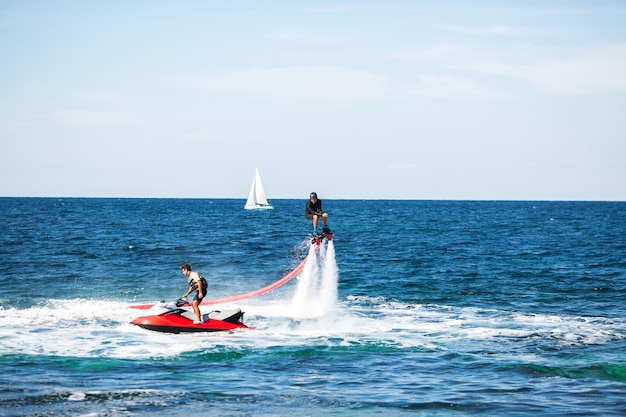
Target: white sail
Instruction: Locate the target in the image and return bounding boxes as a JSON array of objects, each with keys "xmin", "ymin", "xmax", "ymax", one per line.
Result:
[{"xmin": 244, "ymin": 168, "xmax": 273, "ymax": 210}]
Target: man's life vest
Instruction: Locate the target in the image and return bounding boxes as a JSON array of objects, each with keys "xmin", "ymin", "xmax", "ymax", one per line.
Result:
[{"xmin": 188, "ymin": 274, "xmax": 207, "ymax": 292}]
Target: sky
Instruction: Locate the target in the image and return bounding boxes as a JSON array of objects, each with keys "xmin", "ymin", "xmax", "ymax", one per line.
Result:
[{"xmin": 1, "ymin": 1, "xmax": 625, "ymax": 201}]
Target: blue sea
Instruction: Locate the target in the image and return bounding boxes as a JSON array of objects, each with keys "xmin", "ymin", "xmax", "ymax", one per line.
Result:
[{"xmin": 1, "ymin": 198, "xmax": 625, "ymax": 416}]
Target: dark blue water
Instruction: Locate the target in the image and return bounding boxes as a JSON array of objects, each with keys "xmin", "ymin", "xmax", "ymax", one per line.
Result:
[{"xmin": 1, "ymin": 198, "xmax": 625, "ymax": 416}]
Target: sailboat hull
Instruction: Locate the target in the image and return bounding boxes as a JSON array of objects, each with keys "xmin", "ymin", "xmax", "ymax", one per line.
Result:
[{"xmin": 245, "ymin": 205, "xmax": 273, "ymax": 210}]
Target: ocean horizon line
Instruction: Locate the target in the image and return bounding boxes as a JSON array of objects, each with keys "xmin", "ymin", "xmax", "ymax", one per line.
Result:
[{"xmin": 1, "ymin": 196, "xmax": 625, "ymax": 203}]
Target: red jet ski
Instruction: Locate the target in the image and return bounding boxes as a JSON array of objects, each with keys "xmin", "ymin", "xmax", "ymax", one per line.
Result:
[{"xmin": 131, "ymin": 300, "xmax": 250, "ymax": 333}]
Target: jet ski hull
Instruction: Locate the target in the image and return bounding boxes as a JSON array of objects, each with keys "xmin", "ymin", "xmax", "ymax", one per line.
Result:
[{"xmin": 132, "ymin": 304, "xmax": 250, "ymax": 333}]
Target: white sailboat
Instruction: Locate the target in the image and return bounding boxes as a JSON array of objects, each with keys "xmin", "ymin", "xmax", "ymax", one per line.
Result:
[{"xmin": 244, "ymin": 168, "xmax": 273, "ymax": 210}]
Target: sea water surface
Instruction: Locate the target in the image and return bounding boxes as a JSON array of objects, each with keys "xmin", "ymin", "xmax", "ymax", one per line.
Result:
[{"xmin": 0, "ymin": 198, "xmax": 625, "ymax": 416}]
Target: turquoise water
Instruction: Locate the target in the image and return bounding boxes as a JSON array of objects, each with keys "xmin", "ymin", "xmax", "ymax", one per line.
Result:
[{"xmin": 1, "ymin": 198, "xmax": 625, "ymax": 416}]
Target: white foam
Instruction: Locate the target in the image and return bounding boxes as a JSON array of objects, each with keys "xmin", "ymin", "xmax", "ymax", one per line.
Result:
[
  {"xmin": 1, "ymin": 254, "xmax": 624, "ymax": 361},
  {"xmin": 68, "ymin": 392, "xmax": 86, "ymax": 401}
]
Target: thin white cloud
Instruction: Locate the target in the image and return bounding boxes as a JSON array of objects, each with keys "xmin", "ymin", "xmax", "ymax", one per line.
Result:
[
  {"xmin": 459, "ymin": 43, "xmax": 626, "ymax": 95},
  {"xmin": 267, "ymin": 27, "xmax": 351, "ymax": 45},
  {"xmin": 411, "ymin": 74, "xmax": 503, "ymax": 100},
  {"xmin": 183, "ymin": 66, "xmax": 389, "ymax": 104},
  {"xmin": 73, "ymin": 92, "xmax": 131, "ymax": 106},
  {"xmin": 390, "ymin": 44, "xmax": 465, "ymax": 61},
  {"xmin": 56, "ymin": 110, "xmax": 138, "ymax": 127},
  {"xmin": 437, "ymin": 24, "xmax": 550, "ymax": 37},
  {"xmin": 388, "ymin": 163, "xmax": 416, "ymax": 170}
]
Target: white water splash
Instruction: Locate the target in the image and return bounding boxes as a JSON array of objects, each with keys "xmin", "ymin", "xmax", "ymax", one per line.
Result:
[
  {"xmin": 0, "ymin": 293, "xmax": 624, "ymax": 360},
  {"xmin": 2, "ymin": 238, "xmax": 624, "ymax": 361},
  {"xmin": 291, "ymin": 240, "xmax": 338, "ymax": 318}
]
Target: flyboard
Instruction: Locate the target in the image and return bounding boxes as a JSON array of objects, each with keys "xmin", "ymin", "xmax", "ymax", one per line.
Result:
[
  {"xmin": 130, "ymin": 231, "xmax": 332, "ymax": 333},
  {"xmin": 311, "ymin": 227, "xmax": 333, "ymax": 246}
]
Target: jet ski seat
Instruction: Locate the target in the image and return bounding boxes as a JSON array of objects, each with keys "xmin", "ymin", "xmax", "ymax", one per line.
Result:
[{"xmin": 180, "ymin": 308, "xmax": 244, "ymax": 324}]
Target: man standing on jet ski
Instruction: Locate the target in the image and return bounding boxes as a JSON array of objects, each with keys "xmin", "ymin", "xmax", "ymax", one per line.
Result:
[{"xmin": 181, "ymin": 263, "xmax": 207, "ymax": 324}]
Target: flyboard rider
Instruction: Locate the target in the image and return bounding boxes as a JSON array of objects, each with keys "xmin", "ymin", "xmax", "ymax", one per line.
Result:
[{"xmin": 304, "ymin": 192, "xmax": 331, "ymax": 235}]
